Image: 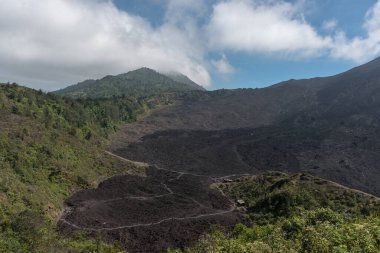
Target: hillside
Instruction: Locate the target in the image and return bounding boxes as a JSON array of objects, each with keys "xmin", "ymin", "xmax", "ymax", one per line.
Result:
[
  {"xmin": 58, "ymin": 166, "xmax": 380, "ymax": 253},
  {"xmin": 3, "ymin": 57, "xmax": 380, "ymax": 253},
  {"xmin": 0, "ymin": 83, "xmax": 172, "ymax": 252},
  {"xmin": 54, "ymin": 68, "xmax": 205, "ymax": 99},
  {"xmin": 172, "ymin": 172, "xmax": 380, "ymax": 253},
  {"xmin": 110, "ymin": 57, "xmax": 380, "ymax": 196}
]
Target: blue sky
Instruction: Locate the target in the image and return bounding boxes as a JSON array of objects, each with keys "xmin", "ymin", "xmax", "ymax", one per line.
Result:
[
  {"xmin": 1, "ymin": 0, "xmax": 380, "ymax": 90},
  {"xmin": 112, "ymin": 0, "xmax": 378, "ymax": 89}
]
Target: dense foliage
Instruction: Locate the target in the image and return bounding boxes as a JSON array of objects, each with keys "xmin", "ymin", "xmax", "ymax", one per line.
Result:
[
  {"xmin": 225, "ymin": 172, "xmax": 380, "ymax": 222},
  {"xmin": 170, "ymin": 210, "xmax": 380, "ymax": 253},
  {"xmin": 0, "ymin": 83, "xmax": 172, "ymax": 252},
  {"xmin": 170, "ymin": 172, "xmax": 380, "ymax": 253},
  {"xmin": 54, "ymin": 68, "xmax": 205, "ymax": 99}
]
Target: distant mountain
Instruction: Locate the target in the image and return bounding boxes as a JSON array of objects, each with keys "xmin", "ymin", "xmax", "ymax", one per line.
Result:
[{"xmin": 54, "ymin": 68, "xmax": 205, "ymax": 99}]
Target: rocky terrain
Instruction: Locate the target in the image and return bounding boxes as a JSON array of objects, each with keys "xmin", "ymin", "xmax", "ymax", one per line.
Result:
[
  {"xmin": 58, "ymin": 164, "xmax": 244, "ymax": 253},
  {"xmin": 110, "ymin": 57, "xmax": 380, "ymax": 196}
]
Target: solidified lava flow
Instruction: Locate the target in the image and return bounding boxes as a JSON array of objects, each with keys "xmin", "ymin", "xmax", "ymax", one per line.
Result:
[{"xmin": 58, "ymin": 166, "xmax": 243, "ymax": 253}]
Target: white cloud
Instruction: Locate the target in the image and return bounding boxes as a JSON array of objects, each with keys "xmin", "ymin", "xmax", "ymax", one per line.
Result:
[
  {"xmin": 211, "ymin": 54, "xmax": 235, "ymax": 75},
  {"xmin": 322, "ymin": 19, "xmax": 338, "ymax": 31},
  {"xmin": 207, "ymin": 0, "xmax": 332, "ymax": 57},
  {"xmin": 0, "ymin": 0, "xmax": 211, "ymax": 90},
  {"xmin": 206, "ymin": 0, "xmax": 380, "ymax": 64},
  {"xmin": 330, "ymin": 0, "xmax": 380, "ymax": 63}
]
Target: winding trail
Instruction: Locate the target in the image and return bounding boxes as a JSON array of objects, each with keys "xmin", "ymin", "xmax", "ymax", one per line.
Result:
[
  {"xmin": 59, "ymin": 203, "xmax": 235, "ymax": 232},
  {"xmin": 58, "ymin": 151, "xmax": 239, "ymax": 232},
  {"xmin": 101, "ymin": 183, "xmax": 174, "ymax": 204},
  {"xmin": 104, "ymin": 150, "xmax": 149, "ymax": 168}
]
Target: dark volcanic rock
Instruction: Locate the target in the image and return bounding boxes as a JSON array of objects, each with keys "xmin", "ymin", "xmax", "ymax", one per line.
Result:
[
  {"xmin": 110, "ymin": 57, "xmax": 380, "ymax": 196},
  {"xmin": 59, "ymin": 168, "xmax": 242, "ymax": 253}
]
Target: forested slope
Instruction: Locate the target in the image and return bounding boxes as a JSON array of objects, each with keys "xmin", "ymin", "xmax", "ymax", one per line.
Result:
[{"xmin": 0, "ymin": 83, "xmax": 171, "ymax": 252}]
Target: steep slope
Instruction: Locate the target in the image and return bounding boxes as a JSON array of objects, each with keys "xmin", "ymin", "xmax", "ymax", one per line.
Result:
[
  {"xmin": 54, "ymin": 68, "xmax": 205, "ymax": 99},
  {"xmin": 109, "ymin": 57, "xmax": 380, "ymax": 196},
  {"xmin": 113, "ymin": 57, "xmax": 380, "ymax": 139}
]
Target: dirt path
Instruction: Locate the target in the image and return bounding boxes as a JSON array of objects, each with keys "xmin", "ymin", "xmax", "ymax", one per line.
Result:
[
  {"xmin": 59, "ymin": 203, "xmax": 235, "ymax": 232},
  {"xmin": 104, "ymin": 150, "xmax": 149, "ymax": 168},
  {"xmin": 101, "ymin": 183, "xmax": 173, "ymax": 204}
]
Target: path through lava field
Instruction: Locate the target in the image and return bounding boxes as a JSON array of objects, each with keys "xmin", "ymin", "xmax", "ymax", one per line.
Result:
[{"xmin": 58, "ymin": 165, "xmax": 243, "ymax": 252}]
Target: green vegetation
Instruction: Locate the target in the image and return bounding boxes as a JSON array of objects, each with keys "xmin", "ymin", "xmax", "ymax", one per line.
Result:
[
  {"xmin": 54, "ymin": 68, "xmax": 205, "ymax": 99},
  {"xmin": 0, "ymin": 83, "xmax": 172, "ymax": 252},
  {"xmin": 170, "ymin": 210, "xmax": 380, "ymax": 253},
  {"xmin": 171, "ymin": 172, "xmax": 380, "ymax": 253},
  {"xmin": 2, "ymin": 81, "xmax": 380, "ymax": 253},
  {"xmin": 225, "ymin": 172, "xmax": 380, "ymax": 222}
]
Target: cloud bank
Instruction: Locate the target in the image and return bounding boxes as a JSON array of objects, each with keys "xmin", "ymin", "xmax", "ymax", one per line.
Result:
[
  {"xmin": 2, "ymin": 0, "xmax": 380, "ymax": 90},
  {"xmin": 0, "ymin": 0, "xmax": 211, "ymax": 90}
]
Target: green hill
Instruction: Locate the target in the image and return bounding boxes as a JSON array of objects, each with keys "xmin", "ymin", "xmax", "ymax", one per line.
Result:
[
  {"xmin": 53, "ymin": 68, "xmax": 206, "ymax": 99},
  {"xmin": 0, "ymin": 83, "xmax": 173, "ymax": 252},
  {"xmin": 172, "ymin": 172, "xmax": 380, "ymax": 253}
]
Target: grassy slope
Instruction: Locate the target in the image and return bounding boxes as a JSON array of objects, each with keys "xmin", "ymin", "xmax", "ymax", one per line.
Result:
[
  {"xmin": 0, "ymin": 83, "xmax": 171, "ymax": 252},
  {"xmin": 171, "ymin": 172, "xmax": 380, "ymax": 253}
]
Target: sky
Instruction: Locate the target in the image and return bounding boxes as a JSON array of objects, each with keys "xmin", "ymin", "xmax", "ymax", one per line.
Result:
[{"xmin": 1, "ymin": 0, "xmax": 380, "ymax": 91}]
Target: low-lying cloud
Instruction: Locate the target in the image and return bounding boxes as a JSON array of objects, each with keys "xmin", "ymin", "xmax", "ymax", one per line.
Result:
[{"xmin": 211, "ymin": 54, "xmax": 235, "ymax": 75}]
